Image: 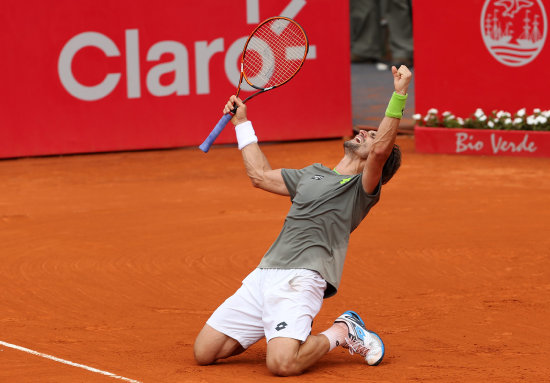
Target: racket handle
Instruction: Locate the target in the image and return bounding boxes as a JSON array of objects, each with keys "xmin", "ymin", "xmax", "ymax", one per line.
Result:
[{"xmin": 199, "ymin": 113, "xmax": 233, "ymax": 153}]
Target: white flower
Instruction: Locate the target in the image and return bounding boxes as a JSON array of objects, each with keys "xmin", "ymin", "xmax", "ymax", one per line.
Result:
[
  {"xmin": 536, "ymin": 115, "xmax": 548, "ymax": 124},
  {"xmin": 415, "ymin": 107, "xmax": 548, "ymax": 129}
]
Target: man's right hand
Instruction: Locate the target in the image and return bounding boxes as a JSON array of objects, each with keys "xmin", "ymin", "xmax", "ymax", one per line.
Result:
[{"xmin": 224, "ymin": 96, "xmax": 248, "ymax": 126}]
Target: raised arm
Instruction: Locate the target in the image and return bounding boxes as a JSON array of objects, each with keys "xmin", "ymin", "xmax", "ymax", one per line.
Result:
[
  {"xmin": 362, "ymin": 66, "xmax": 412, "ymax": 194},
  {"xmin": 225, "ymin": 96, "xmax": 290, "ymax": 196}
]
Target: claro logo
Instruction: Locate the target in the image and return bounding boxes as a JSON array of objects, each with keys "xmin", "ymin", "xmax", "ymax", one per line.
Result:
[
  {"xmin": 58, "ymin": 1, "xmax": 313, "ymax": 101},
  {"xmin": 58, "ymin": 30, "xmax": 256, "ymax": 101}
]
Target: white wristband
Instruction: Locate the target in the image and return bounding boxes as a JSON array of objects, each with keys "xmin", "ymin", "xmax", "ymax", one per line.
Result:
[{"xmin": 235, "ymin": 121, "xmax": 258, "ymax": 150}]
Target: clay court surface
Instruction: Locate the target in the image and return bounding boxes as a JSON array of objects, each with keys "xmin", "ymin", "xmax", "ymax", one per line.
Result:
[{"xmin": 1, "ymin": 136, "xmax": 550, "ymax": 382}]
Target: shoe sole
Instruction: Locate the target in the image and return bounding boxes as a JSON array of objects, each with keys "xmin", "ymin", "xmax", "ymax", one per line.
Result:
[{"xmin": 366, "ymin": 330, "xmax": 385, "ymax": 366}]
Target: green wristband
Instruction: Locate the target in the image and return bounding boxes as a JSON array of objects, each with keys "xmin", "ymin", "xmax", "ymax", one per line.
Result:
[{"xmin": 385, "ymin": 92, "xmax": 408, "ymax": 119}]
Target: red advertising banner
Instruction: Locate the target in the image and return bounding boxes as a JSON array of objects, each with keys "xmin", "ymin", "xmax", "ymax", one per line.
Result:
[
  {"xmin": 0, "ymin": 1, "xmax": 351, "ymax": 158},
  {"xmin": 415, "ymin": 126, "xmax": 550, "ymax": 157},
  {"xmin": 413, "ymin": 0, "xmax": 550, "ymax": 118}
]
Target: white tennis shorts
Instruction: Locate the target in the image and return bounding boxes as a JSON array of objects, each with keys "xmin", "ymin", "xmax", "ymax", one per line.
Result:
[{"xmin": 206, "ymin": 268, "xmax": 327, "ymax": 349}]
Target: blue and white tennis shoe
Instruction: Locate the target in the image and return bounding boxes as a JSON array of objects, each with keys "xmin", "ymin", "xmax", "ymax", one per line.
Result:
[{"xmin": 334, "ymin": 310, "xmax": 385, "ymax": 366}]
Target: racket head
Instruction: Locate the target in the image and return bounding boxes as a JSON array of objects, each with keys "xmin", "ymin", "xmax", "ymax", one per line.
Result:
[{"xmin": 240, "ymin": 17, "xmax": 309, "ymax": 91}]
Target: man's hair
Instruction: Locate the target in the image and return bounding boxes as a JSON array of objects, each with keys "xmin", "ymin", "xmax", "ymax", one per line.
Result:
[{"xmin": 381, "ymin": 144, "xmax": 401, "ymax": 185}]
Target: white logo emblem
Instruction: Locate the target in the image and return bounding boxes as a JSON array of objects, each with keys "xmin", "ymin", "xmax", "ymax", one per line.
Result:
[{"xmin": 481, "ymin": 0, "xmax": 547, "ymax": 67}]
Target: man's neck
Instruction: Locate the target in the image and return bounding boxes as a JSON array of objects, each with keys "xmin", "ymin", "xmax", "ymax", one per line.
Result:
[{"xmin": 333, "ymin": 155, "xmax": 366, "ymax": 176}]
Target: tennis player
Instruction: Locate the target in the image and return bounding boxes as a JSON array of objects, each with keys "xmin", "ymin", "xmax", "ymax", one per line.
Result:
[{"xmin": 194, "ymin": 65, "xmax": 412, "ymax": 376}]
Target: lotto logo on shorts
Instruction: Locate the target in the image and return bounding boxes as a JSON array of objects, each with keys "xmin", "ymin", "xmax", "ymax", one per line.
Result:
[{"xmin": 275, "ymin": 322, "xmax": 288, "ymax": 331}]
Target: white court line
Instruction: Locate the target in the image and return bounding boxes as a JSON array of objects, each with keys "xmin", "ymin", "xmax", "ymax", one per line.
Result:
[{"xmin": 0, "ymin": 340, "xmax": 142, "ymax": 383}]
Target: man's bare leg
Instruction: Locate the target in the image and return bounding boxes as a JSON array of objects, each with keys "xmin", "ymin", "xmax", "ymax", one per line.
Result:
[
  {"xmin": 265, "ymin": 322, "xmax": 348, "ymax": 376},
  {"xmin": 194, "ymin": 324, "xmax": 245, "ymax": 365}
]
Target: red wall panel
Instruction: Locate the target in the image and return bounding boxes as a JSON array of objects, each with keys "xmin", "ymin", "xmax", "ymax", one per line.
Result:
[
  {"xmin": 0, "ymin": 0, "xmax": 351, "ymax": 158},
  {"xmin": 413, "ymin": 0, "xmax": 549, "ymax": 118}
]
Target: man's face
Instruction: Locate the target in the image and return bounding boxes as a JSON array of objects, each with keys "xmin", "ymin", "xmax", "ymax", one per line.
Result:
[{"xmin": 343, "ymin": 129, "xmax": 376, "ymax": 158}]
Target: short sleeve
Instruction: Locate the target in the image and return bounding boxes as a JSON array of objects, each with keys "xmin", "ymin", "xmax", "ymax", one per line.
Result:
[
  {"xmin": 350, "ymin": 176, "xmax": 381, "ymax": 230},
  {"xmin": 359, "ymin": 177, "xmax": 381, "ymax": 203},
  {"xmin": 281, "ymin": 166, "xmax": 311, "ymax": 198}
]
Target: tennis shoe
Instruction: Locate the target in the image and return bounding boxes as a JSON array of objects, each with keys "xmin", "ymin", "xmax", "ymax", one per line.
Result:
[{"xmin": 334, "ymin": 310, "xmax": 385, "ymax": 366}]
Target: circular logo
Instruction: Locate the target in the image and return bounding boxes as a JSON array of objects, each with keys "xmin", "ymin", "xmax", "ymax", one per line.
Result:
[{"xmin": 481, "ymin": 0, "xmax": 547, "ymax": 67}]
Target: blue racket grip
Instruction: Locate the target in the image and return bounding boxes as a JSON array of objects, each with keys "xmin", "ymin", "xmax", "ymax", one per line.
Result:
[{"xmin": 199, "ymin": 113, "xmax": 233, "ymax": 153}]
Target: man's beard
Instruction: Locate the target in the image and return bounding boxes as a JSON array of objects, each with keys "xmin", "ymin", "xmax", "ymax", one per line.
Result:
[{"xmin": 343, "ymin": 140, "xmax": 359, "ymax": 155}]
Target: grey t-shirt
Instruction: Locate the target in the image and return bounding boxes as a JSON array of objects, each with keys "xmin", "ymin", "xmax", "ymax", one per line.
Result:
[{"xmin": 257, "ymin": 163, "xmax": 381, "ymax": 298}]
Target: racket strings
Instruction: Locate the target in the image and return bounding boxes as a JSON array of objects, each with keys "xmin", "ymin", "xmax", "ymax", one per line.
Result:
[{"xmin": 244, "ymin": 20, "xmax": 307, "ymax": 88}]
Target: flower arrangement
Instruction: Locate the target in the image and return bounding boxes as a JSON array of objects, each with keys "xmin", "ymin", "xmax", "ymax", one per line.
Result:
[{"xmin": 413, "ymin": 108, "xmax": 550, "ymax": 131}]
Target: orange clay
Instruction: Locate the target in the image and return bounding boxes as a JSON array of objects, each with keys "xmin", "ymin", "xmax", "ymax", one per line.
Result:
[{"xmin": 1, "ymin": 136, "xmax": 549, "ymax": 382}]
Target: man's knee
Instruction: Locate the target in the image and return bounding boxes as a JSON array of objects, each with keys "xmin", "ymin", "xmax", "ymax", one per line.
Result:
[
  {"xmin": 266, "ymin": 355, "xmax": 301, "ymax": 377},
  {"xmin": 193, "ymin": 325, "xmax": 222, "ymax": 365},
  {"xmin": 266, "ymin": 338, "xmax": 303, "ymax": 376},
  {"xmin": 193, "ymin": 324, "xmax": 245, "ymax": 365},
  {"xmin": 193, "ymin": 338, "xmax": 216, "ymax": 366}
]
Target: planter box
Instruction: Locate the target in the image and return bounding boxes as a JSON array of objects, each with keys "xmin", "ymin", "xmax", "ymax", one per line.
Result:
[{"xmin": 415, "ymin": 126, "xmax": 550, "ymax": 157}]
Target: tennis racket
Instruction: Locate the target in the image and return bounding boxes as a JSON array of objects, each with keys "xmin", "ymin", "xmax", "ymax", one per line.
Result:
[{"xmin": 199, "ymin": 16, "xmax": 309, "ymax": 153}]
